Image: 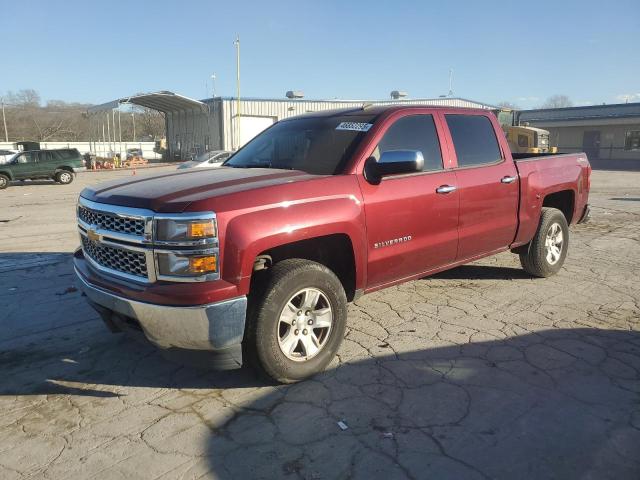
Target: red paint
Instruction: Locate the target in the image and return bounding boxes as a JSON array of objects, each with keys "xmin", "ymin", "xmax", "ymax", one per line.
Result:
[{"xmin": 77, "ymin": 106, "xmax": 591, "ymax": 305}]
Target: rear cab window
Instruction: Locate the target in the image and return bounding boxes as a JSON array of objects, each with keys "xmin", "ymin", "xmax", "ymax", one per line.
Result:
[{"xmin": 445, "ymin": 114, "xmax": 503, "ymax": 168}]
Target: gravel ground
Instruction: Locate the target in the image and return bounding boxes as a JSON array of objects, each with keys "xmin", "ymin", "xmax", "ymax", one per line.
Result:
[{"xmin": 0, "ymin": 169, "xmax": 638, "ymax": 479}]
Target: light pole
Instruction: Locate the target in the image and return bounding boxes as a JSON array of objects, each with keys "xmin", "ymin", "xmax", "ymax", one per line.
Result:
[
  {"xmin": 234, "ymin": 35, "xmax": 241, "ymax": 149},
  {"xmin": 1, "ymin": 98, "xmax": 8, "ymax": 142},
  {"xmin": 131, "ymin": 113, "xmax": 136, "ymax": 141}
]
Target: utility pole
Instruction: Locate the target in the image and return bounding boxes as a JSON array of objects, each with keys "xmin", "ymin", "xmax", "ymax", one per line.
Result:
[
  {"xmin": 118, "ymin": 110, "xmax": 122, "ymax": 158},
  {"xmin": 131, "ymin": 113, "xmax": 136, "ymax": 141},
  {"xmin": 448, "ymin": 68, "xmax": 454, "ymax": 97},
  {"xmin": 211, "ymin": 73, "xmax": 217, "ymax": 98},
  {"xmin": 1, "ymin": 98, "xmax": 8, "ymax": 142},
  {"xmin": 106, "ymin": 112, "xmax": 111, "ymax": 155},
  {"xmin": 234, "ymin": 35, "xmax": 241, "ymax": 149}
]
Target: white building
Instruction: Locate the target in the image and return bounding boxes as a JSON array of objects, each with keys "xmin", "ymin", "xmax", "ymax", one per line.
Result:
[{"xmin": 89, "ymin": 91, "xmax": 497, "ymax": 160}]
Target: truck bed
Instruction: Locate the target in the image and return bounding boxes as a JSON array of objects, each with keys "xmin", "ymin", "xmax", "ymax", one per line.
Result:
[
  {"xmin": 511, "ymin": 152, "xmax": 591, "ymax": 247},
  {"xmin": 512, "ymin": 152, "xmax": 571, "ymax": 160}
]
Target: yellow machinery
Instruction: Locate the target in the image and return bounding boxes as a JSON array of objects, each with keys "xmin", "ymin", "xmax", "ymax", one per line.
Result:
[
  {"xmin": 494, "ymin": 109, "xmax": 557, "ymax": 154},
  {"xmin": 504, "ymin": 125, "xmax": 557, "ymax": 154}
]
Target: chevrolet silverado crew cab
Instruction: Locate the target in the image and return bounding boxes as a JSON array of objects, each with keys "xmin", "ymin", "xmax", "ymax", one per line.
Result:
[
  {"xmin": 74, "ymin": 106, "xmax": 591, "ymax": 383},
  {"xmin": 0, "ymin": 148, "xmax": 86, "ymax": 189}
]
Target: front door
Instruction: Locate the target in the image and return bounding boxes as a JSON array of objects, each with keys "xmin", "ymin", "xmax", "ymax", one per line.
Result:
[
  {"xmin": 358, "ymin": 113, "xmax": 459, "ymax": 289},
  {"xmin": 443, "ymin": 113, "xmax": 519, "ymax": 260},
  {"xmin": 582, "ymin": 131, "xmax": 601, "ymax": 160},
  {"xmin": 10, "ymin": 151, "xmax": 39, "ymax": 180}
]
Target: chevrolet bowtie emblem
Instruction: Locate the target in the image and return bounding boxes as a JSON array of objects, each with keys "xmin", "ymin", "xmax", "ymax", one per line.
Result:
[{"xmin": 87, "ymin": 228, "xmax": 101, "ymax": 242}]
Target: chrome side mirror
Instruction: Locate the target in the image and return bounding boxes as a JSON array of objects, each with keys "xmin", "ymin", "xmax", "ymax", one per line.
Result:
[{"xmin": 364, "ymin": 150, "xmax": 424, "ymax": 184}]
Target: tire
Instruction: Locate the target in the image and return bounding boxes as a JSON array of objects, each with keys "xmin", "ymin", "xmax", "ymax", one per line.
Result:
[
  {"xmin": 55, "ymin": 170, "xmax": 74, "ymax": 185},
  {"xmin": 519, "ymin": 207, "xmax": 569, "ymax": 278},
  {"xmin": 244, "ymin": 259, "xmax": 348, "ymax": 383},
  {"xmin": 0, "ymin": 174, "xmax": 8, "ymax": 189}
]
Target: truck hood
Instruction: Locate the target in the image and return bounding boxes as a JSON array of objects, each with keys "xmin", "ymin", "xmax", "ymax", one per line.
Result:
[{"xmin": 80, "ymin": 167, "xmax": 319, "ymax": 212}]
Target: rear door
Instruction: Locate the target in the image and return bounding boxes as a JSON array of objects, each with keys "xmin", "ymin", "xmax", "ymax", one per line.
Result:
[
  {"xmin": 443, "ymin": 113, "xmax": 519, "ymax": 260},
  {"xmin": 36, "ymin": 151, "xmax": 55, "ymax": 176},
  {"xmin": 359, "ymin": 112, "xmax": 459, "ymax": 288}
]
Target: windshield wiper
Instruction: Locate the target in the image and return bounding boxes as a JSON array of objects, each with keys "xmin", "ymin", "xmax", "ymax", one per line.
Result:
[
  {"xmin": 228, "ymin": 162, "xmax": 296, "ymax": 170},
  {"xmin": 229, "ymin": 161, "xmax": 271, "ymax": 169}
]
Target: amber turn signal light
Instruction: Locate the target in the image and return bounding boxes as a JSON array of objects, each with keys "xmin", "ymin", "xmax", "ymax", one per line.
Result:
[
  {"xmin": 188, "ymin": 221, "xmax": 216, "ymax": 238},
  {"xmin": 189, "ymin": 255, "xmax": 217, "ymax": 273}
]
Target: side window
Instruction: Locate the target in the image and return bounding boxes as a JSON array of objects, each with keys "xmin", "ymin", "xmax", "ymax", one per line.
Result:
[
  {"xmin": 211, "ymin": 153, "xmax": 230, "ymax": 163},
  {"xmin": 39, "ymin": 152, "xmax": 52, "ymax": 162},
  {"xmin": 17, "ymin": 152, "xmax": 37, "ymax": 164},
  {"xmin": 374, "ymin": 115, "xmax": 443, "ymax": 171},
  {"xmin": 446, "ymin": 114, "xmax": 503, "ymax": 167},
  {"xmin": 518, "ymin": 134, "xmax": 529, "ymax": 148},
  {"xmin": 625, "ymin": 130, "xmax": 640, "ymax": 151}
]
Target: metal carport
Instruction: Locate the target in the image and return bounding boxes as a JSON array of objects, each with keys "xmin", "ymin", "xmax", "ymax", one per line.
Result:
[{"xmin": 87, "ymin": 91, "xmax": 209, "ymax": 160}]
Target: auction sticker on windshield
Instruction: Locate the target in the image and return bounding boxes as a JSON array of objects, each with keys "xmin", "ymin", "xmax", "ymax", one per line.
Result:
[{"xmin": 335, "ymin": 122, "xmax": 373, "ymax": 132}]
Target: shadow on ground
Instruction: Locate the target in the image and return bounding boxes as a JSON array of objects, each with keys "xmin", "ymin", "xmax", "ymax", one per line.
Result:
[
  {"xmin": 1, "ymin": 253, "xmax": 639, "ymax": 479},
  {"xmin": 2, "ymin": 327, "xmax": 639, "ymax": 479},
  {"xmin": 431, "ymin": 264, "xmax": 531, "ymax": 281}
]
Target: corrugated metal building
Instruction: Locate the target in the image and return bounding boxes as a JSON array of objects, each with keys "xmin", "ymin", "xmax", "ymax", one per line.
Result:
[
  {"xmin": 518, "ymin": 103, "xmax": 640, "ymax": 170},
  {"xmin": 89, "ymin": 92, "xmax": 497, "ymax": 160},
  {"xmin": 165, "ymin": 94, "xmax": 496, "ymax": 159}
]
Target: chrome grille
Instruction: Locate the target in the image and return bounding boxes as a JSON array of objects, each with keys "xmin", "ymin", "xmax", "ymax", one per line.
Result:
[
  {"xmin": 78, "ymin": 205, "xmax": 145, "ymax": 236},
  {"xmin": 81, "ymin": 236, "xmax": 148, "ymax": 278}
]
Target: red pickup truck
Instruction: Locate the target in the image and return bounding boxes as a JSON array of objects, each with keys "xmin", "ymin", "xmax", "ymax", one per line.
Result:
[{"xmin": 74, "ymin": 105, "xmax": 591, "ymax": 383}]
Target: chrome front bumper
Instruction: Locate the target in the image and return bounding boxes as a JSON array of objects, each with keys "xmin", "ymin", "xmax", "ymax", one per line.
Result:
[{"xmin": 75, "ymin": 268, "xmax": 247, "ymax": 352}]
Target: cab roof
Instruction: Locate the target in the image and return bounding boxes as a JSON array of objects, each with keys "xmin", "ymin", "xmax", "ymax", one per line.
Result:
[{"xmin": 285, "ymin": 104, "xmax": 490, "ymax": 120}]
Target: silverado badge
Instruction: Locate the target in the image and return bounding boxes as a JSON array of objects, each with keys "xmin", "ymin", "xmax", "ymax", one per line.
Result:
[{"xmin": 374, "ymin": 235, "xmax": 412, "ymax": 249}]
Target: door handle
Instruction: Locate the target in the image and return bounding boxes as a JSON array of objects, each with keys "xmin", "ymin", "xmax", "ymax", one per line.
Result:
[
  {"xmin": 436, "ymin": 185, "xmax": 457, "ymax": 194},
  {"xmin": 501, "ymin": 176, "xmax": 517, "ymax": 184}
]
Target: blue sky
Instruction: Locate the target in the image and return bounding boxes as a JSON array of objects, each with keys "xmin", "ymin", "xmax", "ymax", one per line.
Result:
[{"xmin": 1, "ymin": 0, "xmax": 638, "ymax": 108}]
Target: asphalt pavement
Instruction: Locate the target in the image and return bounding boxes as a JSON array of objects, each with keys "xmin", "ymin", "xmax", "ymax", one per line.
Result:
[{"xmin": 0, "ymin": 169, "xmax": 638, "ymax": 479}]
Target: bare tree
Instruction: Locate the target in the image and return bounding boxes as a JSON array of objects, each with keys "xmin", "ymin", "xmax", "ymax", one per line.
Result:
[
  {"xmin": 496, "ymin": 101, "xmax": 520, "ymax": 110},
  {"xmin": 133, "ymin": 107, "xmax": 165, "ymax": 140},
  {"xmin": 1, "ymin": 90, "xmax": 91, "ymax": 141},
  {"xmin": 540, "ymin": 95, "xmax": 573, "ymax": 109},
  {"xmin": 5, "ymin": 89, "xmax": 41, "ymax": 107}
]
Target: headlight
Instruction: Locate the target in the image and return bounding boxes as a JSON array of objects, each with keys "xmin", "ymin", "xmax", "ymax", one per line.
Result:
[
  {"xmin": 153, "ymin": 213, "xmax": 219, "ymax": 281},
  {"xmin": 156, "ymin": 250, "xmax": 218, "ymax": 279},
  {"xmin": 154, "ymin": 215, "xmax": 217, "ymax": 244}
]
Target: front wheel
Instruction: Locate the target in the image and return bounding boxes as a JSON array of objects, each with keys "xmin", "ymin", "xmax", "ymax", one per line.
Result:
[
  {"xmin": 0, "ymin": 174, "xmax": 9, "ymax": 189},
  {"xmin": 55, "ymin": 170, "xmax": 74, "ymax": 185},
  {"xmin": 244, "ymin": 259, "xmax": 348, "ymax": 383},
  {"xmin": 519, "ymin": 207, "xmax": 569, "ymax": 277}
]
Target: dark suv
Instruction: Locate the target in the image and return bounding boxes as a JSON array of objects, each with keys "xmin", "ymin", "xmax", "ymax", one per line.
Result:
[{"xmin": 0, "ymin": 149, "xmax": 86, "ymax": 189}]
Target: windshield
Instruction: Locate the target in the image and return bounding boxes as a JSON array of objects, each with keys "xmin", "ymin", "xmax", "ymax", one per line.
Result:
[{"xmin": 225, "ymin": 114, "xmax": 377, "ymax": 175}]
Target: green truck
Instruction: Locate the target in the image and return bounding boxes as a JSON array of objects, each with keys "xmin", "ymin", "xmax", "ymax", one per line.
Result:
[{"xmin": 0, "ymin": 148, "xmax": 86, "ymax": 189}]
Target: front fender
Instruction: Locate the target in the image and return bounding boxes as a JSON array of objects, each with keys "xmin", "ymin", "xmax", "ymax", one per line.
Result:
[{"xmin": 222, "ymin": 194, "xmax": 367, "ymax": 296}]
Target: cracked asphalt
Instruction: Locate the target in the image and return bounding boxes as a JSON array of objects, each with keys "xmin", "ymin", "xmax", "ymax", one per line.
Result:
[{"xmin": 1, "ymin": 169, "xmax": 639, "ymax": 479}]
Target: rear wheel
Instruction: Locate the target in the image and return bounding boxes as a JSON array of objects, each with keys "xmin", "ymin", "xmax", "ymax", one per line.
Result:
[
  {"xmin": 244, "ymin": 259, "xmax": 348, "ymax": 383},
  {"xmin": 0, "ymin": 174, "xmax": 8, "ymax": 189},
  {"xmin": 55, "ymin": 170, "xmax": 74, "ymax": 185},
  {"xmin": 519, "ymin": 207, "xmax": 569, "ymax": 277}
]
